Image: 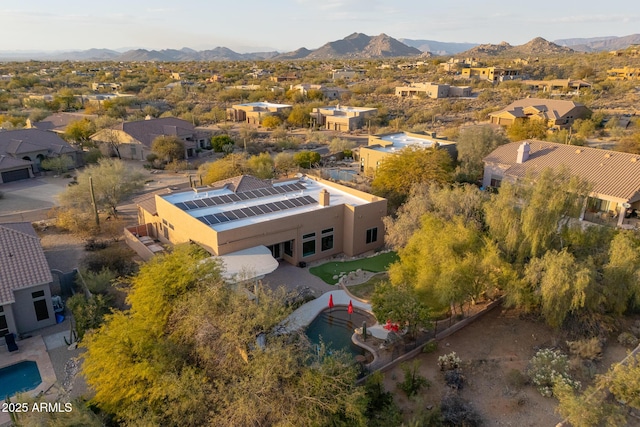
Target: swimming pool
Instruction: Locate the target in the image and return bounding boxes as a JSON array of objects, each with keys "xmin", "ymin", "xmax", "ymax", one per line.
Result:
[
  {"xmin": 0, "ymin": 361, "xmax": 42, "ymax": 400},
  {"xmin": 305, "ymin": 307, "xmax": 372, "ymax": 358}
]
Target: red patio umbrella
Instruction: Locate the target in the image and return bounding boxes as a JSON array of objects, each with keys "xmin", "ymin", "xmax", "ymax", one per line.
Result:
[
  {"xmin": 328, "ymin": 294, "xmax": 334, "ymax": 309},
  {"xmin": 348, "ymin": 300, "xmax": 353, "ymax": 315}
]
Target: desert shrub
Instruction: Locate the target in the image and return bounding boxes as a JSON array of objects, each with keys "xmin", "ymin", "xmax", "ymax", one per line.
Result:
[
  {"xmin": 67, "ymin": 293, "xmax": 112, "ymax": 341},
  {"xmin": 438, "ymin": 352, "xmax": 462, "ymax": 371},
  {"xmin": 78, "ymin": 268, "xmax": 116, "ymax": 294},
  {"xmin": 146, "ymin": 153, "xmax": 158, "ymax": 164},
  {"xmin": 50, "ymin": 207, "xmax": 99, "ymax": 237},
  {"xmin": 506, "ymin": 369, "xmax": 528, "ymax": 389},
  {"xmin": 84, "ymin": 148, "xmax": 103, "ymax": 164},
  {"xmin": 440, "ymin": 395, "xmax": 482, "ymax": 427},
  {"xmin": 84, "ymin": 238, "xmax": 109, "ymax": 251},
  {"xmin": 166, "ymin": 159, "xmax": 189, "ymax": 173},
  {"xmin": 83, "ymin": 245, "xmax": 137, "ymax": 276},
  {"xmin": 444, "ymin": 369, "xmax": 465, "ymax": 390},
  {"xmin": 364, "ymin": 371, "xmax": 403, "ymax": 427},
  {"xmin": 423, "ymin": 341, "xmax": 438, "ymax": 354},
  {"xmin": 566, "ymin": 338, "xmax": 603, "ymax": 361},
  {"xmin": 397, "ymin": 360, "xmax": 430, "ymax": 398},
  {"xmin": 527, "ymin": 348, "xmax": 580, "ymax": 397},
  {"xmin": 617, "ymin": 331, "xmax": 639, "ymax": 348}
]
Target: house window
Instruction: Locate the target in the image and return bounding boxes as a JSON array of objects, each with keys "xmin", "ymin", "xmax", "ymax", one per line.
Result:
[
  {"xmin": 366, "ymin": 227, "xmax": 378, "ymax": 244},
  {"xmin": 32, "ymin": 290, "xmax": 49, "ymax": 322},
  {"xmin": 0, "ymin": 306, "xmax": 8, "ymax": 337},
  {"xmin": 284, "ymin": 240, "xmax": 293, "ymax": 257},
  {"xmin": 490, "ymin": 175, "xmax": 502, "ymax": 188},
  {"xmin": 321, "ymin": 228, "xmax": 334, "ymax": 252},
  {"xmin": 302, "ymin": 232, "xmax": 316, "ymax": 257}
]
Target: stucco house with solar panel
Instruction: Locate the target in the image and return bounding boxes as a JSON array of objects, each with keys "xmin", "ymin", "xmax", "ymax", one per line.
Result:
[
  {"xmin": 0, "ymin": 222, "xmax": 56, "ymax": 337},
  {"xmin": 129, "ymin": 175, "xmax": 387, "ymax": 266},
  {"xmin": 483, "ymin": 140, "xmax": 640, "ymax": 228}
]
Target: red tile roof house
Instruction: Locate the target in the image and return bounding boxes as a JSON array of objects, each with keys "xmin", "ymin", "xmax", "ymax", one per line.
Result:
[
  {"xmin": 0, "ymin": 129, "xmax": 79, "ymax": 183},
  {"xmin": 89, "ymin": 117, "xmax": 211, "ymax": 161},
  {"xmin": 483, "ymin": 140, "xmax": 640, "ymax": 228},
  {"xmin": 0, "ymin": 222, "xmax": 56, "ymax": 337}
]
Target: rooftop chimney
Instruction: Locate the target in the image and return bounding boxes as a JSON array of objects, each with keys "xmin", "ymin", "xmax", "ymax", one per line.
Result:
[
  {"xmin": 319, "ymin": 189, "xmax": 330, "ymax": 207},
  {"xmin": 516, "ymin": 142, "xmax": 530, "ymax": 164}
]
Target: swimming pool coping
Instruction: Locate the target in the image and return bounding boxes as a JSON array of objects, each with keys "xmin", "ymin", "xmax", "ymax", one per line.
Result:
[{"xmin": 0, "ymin": 335, "xmax": 57, "ymax": 425}]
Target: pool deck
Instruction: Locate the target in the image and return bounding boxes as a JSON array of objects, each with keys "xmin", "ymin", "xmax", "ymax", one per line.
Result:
[
  {"xmin": 0, "ymin": 335, "xmax": 57, "ymax": 426},
  {"xmin": 280, "ymin": 290, "xmax": 388, "ymax": 340}
]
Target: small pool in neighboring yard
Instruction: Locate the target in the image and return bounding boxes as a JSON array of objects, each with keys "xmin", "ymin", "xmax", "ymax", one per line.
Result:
[
  {"xmin": 305, "ymin": 307, "xmax": 372, "ymax": 359},
  {"xmin": 0, "ymin": 361, "xmax": 42, "ymax": 400}
]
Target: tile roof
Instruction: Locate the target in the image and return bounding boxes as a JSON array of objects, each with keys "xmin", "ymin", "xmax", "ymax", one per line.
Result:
[
  {"xmin": 0, "ymin": 155, "xmax": 32, "ymax": 169},
  {"xmin": 210, "ymin": 175, "xmax": 271, "ymax": 193},
  {"xmin": 32, "ymin": 112, "xmax": 97, "ymax": 133},
  {"xmin": 484, "ymin": 140, "xmax": 640, "ymax": 203},
  {"xmin": 117, "ymin": 117, "xmax": 197, "ymax": 148},
  {"xmin": 0, "ymin": 129, "xmax": 76, "ymax": 157},
  {"xmin": 490, "ymin": 98, "xmax": 588, "ymax": 119},
  {"xmin": 0, "ymin": 222, "xmax": 52, "ymax": 305}
]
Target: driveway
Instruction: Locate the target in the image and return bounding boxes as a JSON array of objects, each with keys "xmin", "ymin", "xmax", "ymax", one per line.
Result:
[{"xmin": 0, "ymin": 175, "xmax": 73, "ymax": 221}]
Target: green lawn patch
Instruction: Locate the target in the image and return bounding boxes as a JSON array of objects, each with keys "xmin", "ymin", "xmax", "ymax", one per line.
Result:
[
  {"xmin": 309, "ymin": 251, "xmax": 398, "ymax": 285},
  {"xmin": 348, "ymin": 273, "xmax": 388, "ymax": 300}
]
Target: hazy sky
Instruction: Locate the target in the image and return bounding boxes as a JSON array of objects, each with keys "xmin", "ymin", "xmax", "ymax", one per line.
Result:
[{"xmin": 1, "ymin": 0, "xmax": 639, "ymax": 52}]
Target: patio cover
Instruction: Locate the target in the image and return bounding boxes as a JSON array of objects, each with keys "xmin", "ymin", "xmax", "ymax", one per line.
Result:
[{"xmin": 217, "ymin": 245, "xmax": 279, "ymax": 283}]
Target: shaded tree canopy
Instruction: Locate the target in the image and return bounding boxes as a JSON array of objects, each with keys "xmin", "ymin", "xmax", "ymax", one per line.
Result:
[
  {"xmin": 151, "ymin": 135, "xmax": 185, "ymax": 161},
  {"xmin": 371, "ymin": 146, "xmax": 454, "ymax": 208},
  {"xmin": 455, "ymin": 125, "xmax": 509, "ymax": 183},
  {"xmin": 82, "ymin": 245, "xmax": 367, "ymax": 426},
  {"xmin": 58, "ymin": 158, "xmax": 144, "ymax": 217}
]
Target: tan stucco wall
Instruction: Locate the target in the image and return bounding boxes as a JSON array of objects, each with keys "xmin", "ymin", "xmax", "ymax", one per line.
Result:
[{"xmin": 146, "ymin": 178, "xmax": 387, "ymax": 265}]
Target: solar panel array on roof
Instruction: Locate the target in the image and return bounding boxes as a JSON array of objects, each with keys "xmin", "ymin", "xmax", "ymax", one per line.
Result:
[
  {"xmin": 195, "ymin": 195, "xmax": 316, "ymax": 226},
  {"xmin": 176, "ymin": 182, "xmax": 306, "ymax": 211}
]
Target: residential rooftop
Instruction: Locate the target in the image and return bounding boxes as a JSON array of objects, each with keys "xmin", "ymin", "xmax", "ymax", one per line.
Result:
[
  {"xmin": 484, "ymin": 140, "xmax": 640, "ymax": 203},
  {"xmin": 160, "ymin": 176, "xmax": 377, "ymax": 232},
  {"xmin": 368, "ymin": 132, "xmax": 455, "ymax": 154},
  {"xmin": 233, "ymin": 101, "xmax": 292, "ymax": 108}
]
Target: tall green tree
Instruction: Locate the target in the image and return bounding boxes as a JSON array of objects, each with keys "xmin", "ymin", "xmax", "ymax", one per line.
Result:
[
  {"xmin": 64, "ymin": 118, "xmax": 97, "ymax": 148},
  {"xmin": 58, "ymin": 158, "xmax": 144, "ymax": 217},
  {"xmin": 198, "ymin": 153, "xmax": 248, "ymax": 184},
  {"xmin": 151, "ymin": 135, "xmax": 185, "ymax": 161},
  {"xmin": 372, "ymin": 146, "xmax": 454, "ymax": 208},
  {"xmin": 383, "ymin": 183, "xmax": 486, "ymax": 250},
  {"xmin": 82, "ymin": 245, "xmax": 367, "ymax": 426},
  {"xmin": 247, "ymin": 152, "xmax": 275, "ymax": 179},
  {"xmin": 524, "ymin": 249, "xmax": 597, "ymax": 328},
  {"xmin": 485, "ymin": 167, "xmax": 591, "ymax": 262},
  {"xmin": 371, "ymin": 281, "xmax": 431, "ymax": 339},
  {"xmin": 390, "ymin": 215, "xmax": 511, "ymax": 315},
  {"xmin": 455, "ymin": 125, "xmax": 509, "ymax": 183}
]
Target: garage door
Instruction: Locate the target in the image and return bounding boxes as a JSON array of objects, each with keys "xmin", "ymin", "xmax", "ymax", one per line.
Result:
[{"xmin": 1, "ymin": 168, "xmax": 30, "ymax": 183}]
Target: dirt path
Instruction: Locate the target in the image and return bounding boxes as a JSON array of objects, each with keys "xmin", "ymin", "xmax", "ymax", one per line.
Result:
[{"xmin": 384, "ymin": 308, "xmax": 562, "ymax": 426}]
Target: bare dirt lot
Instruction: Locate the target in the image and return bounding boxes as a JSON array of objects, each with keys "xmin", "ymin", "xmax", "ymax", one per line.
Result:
[{"xmin": 382, "ymin": 307, "xmax": 636, "ymax": 426}]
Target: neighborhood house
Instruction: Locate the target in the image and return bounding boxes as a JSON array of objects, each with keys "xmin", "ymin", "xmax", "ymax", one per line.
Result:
[
  {"xmin": 130, "ymin": 175, "xmax": 387, "ymax": 266},
  {"xmin": 0, "ymin": 222, "xmax": 56, "ymax": 337},
  {"xmin": 483, "ymin": 140, "xmax": 640, "ymax": 227}
]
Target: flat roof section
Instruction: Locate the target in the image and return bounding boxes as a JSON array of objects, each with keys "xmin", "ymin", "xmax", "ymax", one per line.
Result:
[
  {"xmin": 234, "ymin": 102, "xmax": 292, "ymax": 108},
  {"xmin": 160, "ymin": 177, "xmax": 372, "ymax": 232},
  {"xmin": 369, "ymin": 132, "xmax": 453, "ymax": 154}
]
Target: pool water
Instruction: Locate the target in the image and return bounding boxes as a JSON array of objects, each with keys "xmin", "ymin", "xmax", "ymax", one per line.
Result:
[
  {"xmin": 0, "ymin": 361, "xmax": 42, "ymax": 400},
  {"xmin": 305, "ymin": 307, "xmax": 371, "ymax": 358}
]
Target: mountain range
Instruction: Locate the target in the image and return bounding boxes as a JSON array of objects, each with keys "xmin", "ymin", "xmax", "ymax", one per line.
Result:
[{"xmin": 0, "ymin": 32, "xmax": 638, "ymax": 61}]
